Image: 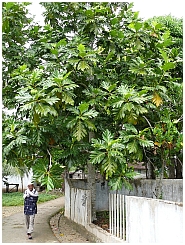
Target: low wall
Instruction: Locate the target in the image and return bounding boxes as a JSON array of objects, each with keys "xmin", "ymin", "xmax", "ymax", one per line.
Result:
[
  {"xmin": 65, "ymin": 179, "xmax": 91, "ymax": 224},
  {"xmin": 67, "ymin": 179, "xmax": 183, "ymax": 212},
  {"xmin": 113, "ymin": 179, "xmax": 183, "ymax": 203},
  {"xmin": 64, "ymin": 178, "xmax": 91, "ymax": 225},
  {"xmin": 65, "ymin": 178, "xmax": 183, "ymax": 243},
  {"xmin": 86, "ymin": 223, "xmax": 127, "ymax": 243},
  {"xmin": 65, "ymin": 178, "xmax": 125, "ymax": 243},
  {"xmin": 66, "ymin": 179, "xmax": 109, "ymax": 211},
  {"xmin": 126, "ymin": 196, "xmax": 183, "ymax": 243}
]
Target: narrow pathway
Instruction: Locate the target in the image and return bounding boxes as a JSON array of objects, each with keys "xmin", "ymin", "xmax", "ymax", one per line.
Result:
[
  {"xmin": 50, "ymin": 213, "xmax": 90, "ymax": 243},
  {"xmin": 2, "ymin": 196, "xmax": 65, "ymax": 243}
]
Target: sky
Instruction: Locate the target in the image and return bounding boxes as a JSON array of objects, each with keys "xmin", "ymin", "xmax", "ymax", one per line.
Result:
[
  {"xmin": 128, "ymin": 0, "xmax": 184, "ymax": 19},
  {"xmin": 28, "ymin": 0, "xmax": 184, "ymax": 24}
]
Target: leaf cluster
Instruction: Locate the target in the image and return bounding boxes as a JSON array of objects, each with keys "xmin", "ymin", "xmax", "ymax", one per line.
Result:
[{"xmin": 2, "ymin": 2, "xmax": 183, "ymax": 190}]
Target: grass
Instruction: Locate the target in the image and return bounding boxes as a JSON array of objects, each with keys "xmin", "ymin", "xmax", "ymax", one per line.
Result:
[{"xmin": 2, "ymin": 191, "xmax": 63, "ymax": 207}]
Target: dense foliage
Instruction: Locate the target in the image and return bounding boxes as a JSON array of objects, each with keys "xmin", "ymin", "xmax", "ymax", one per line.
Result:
[{"xmin": 2, "ymin": 2, "xmax": 183, "ymax": 191}]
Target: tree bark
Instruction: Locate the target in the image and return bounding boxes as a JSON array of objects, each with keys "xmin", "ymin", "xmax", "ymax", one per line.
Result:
[
  {"xmin": 143, "ymin": 148, "xmax": 155, "ymax": 179},
  {"xmin": 146, "ymin": 161, "xmax": 155, "ymax": 179},
  {"xmin": 155, "ymin": 154, "xmax": 165, "ymax": 199},
  {"xmin": 175, "ymin": 157, "xmax": 183, "ymax": 179},
  {"xmin": 87, "ymin": 131, "xmax": 97, "ymax": 221},
  {"xmin": 168, "ymin": 159, "xmax": 176, "ymax": 179},
  {"xmin": 87, "ymin": 162, "xmax": 97, "ymax": 221},
  {"xmin": 21, "ymin": 176, "xmax": 23, "ymax": 193}
]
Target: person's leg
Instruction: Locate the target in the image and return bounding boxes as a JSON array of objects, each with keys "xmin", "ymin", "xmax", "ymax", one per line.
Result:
[
  {"xmin": 27, "ymin": 214, "xmax": 35, "ymax": 235},
  {"xmin": 24, "ymin": 215, "xmax": 30, "ymax": 233}
]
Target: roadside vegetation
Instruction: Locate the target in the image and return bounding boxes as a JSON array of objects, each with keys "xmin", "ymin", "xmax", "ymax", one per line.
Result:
[
  {"xmin": 2, "ymin": 191, "xmax": 63, "ymax": 207},
  {"xmin": 2, "ymin": 2, "xmax": 183, "ymax": 195}
]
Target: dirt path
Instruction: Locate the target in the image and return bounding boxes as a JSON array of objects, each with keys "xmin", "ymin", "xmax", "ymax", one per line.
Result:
[
  {"xmin": 50, "ymin": 213, "xmax": 90, "ymax": 243},
  {"xmin": 2, "ymin": 196, "xmax": 91, "ymax": 243},
  {"xmin": 2, "ymin": 205, "xmax": 23, "ymax": 217}
]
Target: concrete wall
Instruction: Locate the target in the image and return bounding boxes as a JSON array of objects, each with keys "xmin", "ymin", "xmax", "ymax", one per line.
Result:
[
  {"xmin": 65, "ymin": 178, "xmax": 71, "ymax": 218},
  {"xmin": 68, "ymin": 179, "xmax": 183, "ymax": 212},
  {"xmin": 97, "ymin": 179, "xmax": 183, "ymax": 210},
  {"xmin": 65, "ymin": 178, "xmax": 127, "ymax": 243},
  {"xmin": 68, "ymin": 179, "xmax": 109, "ymax": 211},
  {"xmin": 126, "ymin": 196, "xmax": 183, "ymax": 243},
  {"xmin": 65, "ymin": 178, "xmax": 91, "ymax": 225},
  {"xmin": 66, "ymin": 178, "xmax": 183, "ymax": 243},
  {"xmin": 69, "ymin": 179, "xmax": 88, "ymax": 189},
  {"xmin": 96, "ymin": 181, "xmax": 109, "ymax": 211},
  {"xmin": 113, "ymin": 179, "xmax": 183, "ymax": 203}
]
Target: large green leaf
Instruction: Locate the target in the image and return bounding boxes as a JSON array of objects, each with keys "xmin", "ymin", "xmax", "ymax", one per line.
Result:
[
  {"xmin": 161, "ymin": 62, "xmax": 176, "ymax": 71},
  {"xmin": 73, "ymin": 121, "xmax": 87, "ymax": 141},
  {"xmin": 138, "ymin": 138, "xmax": 154, "ymax": 147},
  {"xmin": 129, "ymin": 21, "xmax": 143, "ymax": 32},
  {"xmin": 90, "ymin": 151, "xmax": 106, "ymax": 164},
  {"xmin": 35, "ymin": 104, "xmax": 58, "ymax": 117},
  {"xmin": 78, "ymin": 103, "xmax": 89, "ymax": 114},
  {"xmin": 123, "ymin": 124, "xmax": 138, "ymax": 134},
  {"xmin": 78, "ymin": 61, "xmax": 90, "ymax": 71},
  {"xmin": 101, "ymin": 158, "xmax": 117, "ymax": 179},
  {"xmin": 127, "ymin": 141, "xmax": 138, "ymax": 154},
  {"xmin": 41, "ymin": 96, "xmax": 60, "ymax": 105},
  {"xmin": 32, "ymin": 161, "xmax": 65, "ymax": 192},
  {"xmin": 108, "ymin": 177, "xmax": 126, "ymax": 190},
  {"xmin": 83, "ymin": 109, "xmax": 98, "ymax": 118},
  {"xmin": 78, "ymin": 43, "xmax": 86, "ymax": 53}
]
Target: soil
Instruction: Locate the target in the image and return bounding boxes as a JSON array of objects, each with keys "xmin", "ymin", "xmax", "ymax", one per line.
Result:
[
  {"xmin": 93, "ymin": 211, "xmax": 110, "ymax": 233},
  {"xmin": 50, "ymin": 212, "xmax": 91, "ymax": 243},
  {"xmin": 2, "ymin": 205, "xmax": 23, "ymax": 217},
  {"xmin": 2, "ymin": 206, "xmax": 91, "ymax": 243},
  {"xmin": 2, "ymin": 204, "xmax": 109, "ymax": 243}
]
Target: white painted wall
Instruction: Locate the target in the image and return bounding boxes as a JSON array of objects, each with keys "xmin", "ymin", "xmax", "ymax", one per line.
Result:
[
  {"xmin": 64, "ymin": 178, "xmax": 71, "ymax": 218},
  {"xmin": 65, "ymin": 178, "xmax": 91, "ymax": 225},
  {"xmin": 2, "ymin": 170, "xmax": 33, "ymax": 191},
  {"xmin": 65, "ymin": 179, "xmax": 183, "ymax": 243},
  {"xmin": 126, "ymin": 196, "xmax": 183, "ymax": 243}
]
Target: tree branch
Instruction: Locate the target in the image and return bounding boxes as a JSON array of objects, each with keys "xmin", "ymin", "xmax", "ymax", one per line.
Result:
[{"xmin": 47, "ymin": 148, "xmax": 52, "ymax": 170}]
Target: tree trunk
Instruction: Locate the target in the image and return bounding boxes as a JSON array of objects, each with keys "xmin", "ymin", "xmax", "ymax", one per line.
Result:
[
  {"xmin": 146, "ymin": 160, "xmax": 155, "ymax": 179},
  {"xmin": 175, "ymin": 157, "xmax": 183, "ymax": 179},
  {"xmin": 155, "ymin": 155, "xmax": 165, "ymax": 199},
  {"xmin": 168, "ymin": 159, "xmax": 175, "ymax": 179},
  {"xmin": 143, "ymin": 148, "xmax": 155, "ymax": 179},
  {"xmin": 87, "ymin": 162, "xmax": 97, "ymax": 221},
  {"xmin": 142, "ymin": 116, "xmax": 155, "ymax": 179},
  {"xmin": 21, "ymin": 176, "xmax": 24, "ymax": 193},
  {"xmin": 87, "ymin": 131, "xmax": 97, "ymax": 222}
]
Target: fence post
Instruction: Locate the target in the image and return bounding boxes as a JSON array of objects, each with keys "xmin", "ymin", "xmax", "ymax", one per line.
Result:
[
  {"xmin": 109, "ymin": 193, "xmax": 111, "ymax": 234},
  {"xmin": 119, "ymin": 194, "xmax": 122, "ymax": 239},
  {"xmin": 109, "ymin": 193, "xmax": 126, "ymax": 240},
  {"xmin": 114, "ymin": 193, "xmax": 116, "ymax": 236},
  {"xmin": 122, "ymin": 195, "xmax": 125, "ymax": 240},
  {"xmin": 116, "ymin": 194, "xmax": 119, "ymax": 237}
]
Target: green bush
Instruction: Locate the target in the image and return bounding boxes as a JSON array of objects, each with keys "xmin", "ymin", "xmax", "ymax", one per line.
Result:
[{"xmin": 2, "ymin": 191, "xmax": 63, "ymax": 207}]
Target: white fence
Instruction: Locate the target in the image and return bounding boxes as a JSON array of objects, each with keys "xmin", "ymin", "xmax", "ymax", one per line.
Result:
[
  {"xmin": 109, "ymin": 193, "xmax": 125, "ymax": 240},
  {"xmin": 65, "ymin": 178, "xmax": 125, "ymax": 243},
  {"xmin": 126, "ymin": 196, "xmax": 183, "ymax": 243},
  {"xmin": 109, "ymin": 193, "xmax": 183, "ymax": 243},
  {"xmin": 65, "ymin": 179, "xmax": 183, "ymax": 243}
]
